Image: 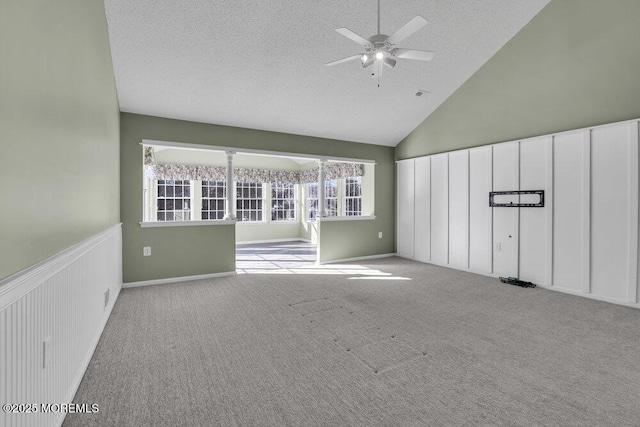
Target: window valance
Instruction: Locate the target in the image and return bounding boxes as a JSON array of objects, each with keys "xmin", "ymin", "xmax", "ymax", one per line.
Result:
[{"xmin": 143, "ymin": 146, "xmax": 363, "ymax": 184}]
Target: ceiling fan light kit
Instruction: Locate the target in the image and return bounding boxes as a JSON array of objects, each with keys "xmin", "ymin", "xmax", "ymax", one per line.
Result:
[{"xmin": 326, "ymin": 0, "xmax": 435, "ymax": 84}]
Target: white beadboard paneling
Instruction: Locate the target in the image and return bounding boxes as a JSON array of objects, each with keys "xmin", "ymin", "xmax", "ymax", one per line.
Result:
[
  {"xmin": 591, "ymin": 123, "xmax": 631, "ymax": 302},
  {"xmin": 552, "ymin": 131, "xmax": 585, "ymax": 292},
  {"xmin": 396, "ymin": 159, "xmax": 415, "ymax": 258},
  {"xmin": 519, "ymin": 137, "xmax": 550, "ymax": 285},
  {"xmin": 414, "ymin": 156, "xmax": 431, "ymax": 262},
  {"xmin": 492, "ymin": 142, "xmax": 519, "ymax": 278},
  {"xmin": 448, "ymin": 150, "xmax": 469, "ymax": 269},
  {"xmin": 431, "ymin": 154, "xmax": 449, "ymax": 265},
  {"xmin": 469, "ymin": 146, "xmax": 493, "ymax": 274},
  {"xmin": 0, "ymin": 224, "xmax": 122, "ymax": 427}
]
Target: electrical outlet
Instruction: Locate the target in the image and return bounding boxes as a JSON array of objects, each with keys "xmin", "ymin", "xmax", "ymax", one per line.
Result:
[
  {"xmin": 495, "ymin": 242, "xmax": 502, "ymax": 252},
  {"xmin": 43, "ymin": 337, "xmax": 51, "ymax": 370},
  {"xmin": 378, "ymin": 232, "xmax": 383, "ymax": 239},
  {"xmin": 143, "ymin": 247, "xmax": 151, "ymax": 256}
]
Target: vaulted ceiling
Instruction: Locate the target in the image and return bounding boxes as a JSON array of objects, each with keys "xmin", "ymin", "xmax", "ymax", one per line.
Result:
[{"xmin": 104, "ymin": 0, "xmax": 550, "ymax": 147}]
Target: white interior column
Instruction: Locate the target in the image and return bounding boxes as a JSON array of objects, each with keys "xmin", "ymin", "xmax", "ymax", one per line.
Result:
[
  {"xmin": 224, "ymin": 151, "xmax": 236, "ymax": 220},
  {"xmin": 318, "ymin": 159, "xmax": 327, "ymax": 218}
]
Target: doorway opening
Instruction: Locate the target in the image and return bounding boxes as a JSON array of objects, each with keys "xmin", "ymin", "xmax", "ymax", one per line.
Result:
[{"xmin": 236, "ymin": 241, "xmax": 317, "ymax": 274}]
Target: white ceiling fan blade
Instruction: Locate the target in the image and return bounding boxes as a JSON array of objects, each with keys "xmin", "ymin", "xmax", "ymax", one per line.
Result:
[
  {"xmin": 335, "ymin": 28, "xmax": 372, "ymax": 48},
  {"xmin": 391, "ymin": 48, "xmax": 435, "ymax": 61},
  {"xmin": 386, "ymin": 16, "xmax": 428, "ymax": 46},
  {"xmin": 325, "ymin": 54, "xmax": 362, "ymax": 67}
]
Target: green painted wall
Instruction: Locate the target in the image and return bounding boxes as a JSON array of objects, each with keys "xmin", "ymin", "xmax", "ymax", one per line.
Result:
[
  {"xmin": 0, "ymin": 0, "xmax": 120, "ymax": 280},
  {"xmin": 121, "ymin": 113, "xmax": 395, "ymax": 282},
  {"xmin": 318, "ymin": 219, "xmax": 393, "ymax": 264},
  {"xmin": 396, "ymin": 0, "xmax": 640, "ymax": 159}
]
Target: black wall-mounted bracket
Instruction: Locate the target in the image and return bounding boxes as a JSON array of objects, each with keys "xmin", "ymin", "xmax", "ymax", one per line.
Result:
[{"xmin": 489, "ymin": 190, "xmax": 544, "ymax": 208}]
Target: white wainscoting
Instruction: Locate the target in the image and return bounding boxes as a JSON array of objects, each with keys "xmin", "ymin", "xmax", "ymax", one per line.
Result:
[
  {"xmin": 396, "ymin": 119, "xmax": 640, "ymax": 308},
  {"xmin": 0, "ymin": 224, "xmax": 122, "ymax": 427}
]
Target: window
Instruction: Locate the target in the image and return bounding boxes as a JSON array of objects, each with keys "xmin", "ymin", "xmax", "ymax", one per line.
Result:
[
  {"xmin": 236, "ymin": 182, "xmax": 263, "ymax": 222},
  {"xmin": 201, "ymin": 180, "xmax": 226, "ymax": 220},
  {"xmin": 306, "ymin": 181, "xmax": 340, "ymax": 219},
  {"xmin": 307, "ymin": 183, "xmax": 319, "ymax": 220},
  {"xmin": 325, "ymin": 179, "xmax": 338, "ymax": 217},
  {"xmin": 157, "ymin": 180, "xmax": 191, "ymax": 221},
  {"xmin": 143, "ymin": 145, "xmax": 374, "ymax": 225},
  {"xmin": 343, "ymin": 176, "xmax": 362, "ymax": 216},
  {"xmin": 271, "ymin": 182, "xmax": 296, "ymax": 221}
]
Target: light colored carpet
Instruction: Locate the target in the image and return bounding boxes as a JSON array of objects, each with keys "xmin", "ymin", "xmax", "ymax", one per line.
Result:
[{"xmin": 64, "ymin": 257, "xmax": 640, "ymax": 426}]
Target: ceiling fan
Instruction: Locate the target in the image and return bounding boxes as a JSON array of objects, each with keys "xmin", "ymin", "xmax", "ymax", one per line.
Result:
[{"xmin": 326, "ymin": 0, "xmax": 435, "ymax": 80}]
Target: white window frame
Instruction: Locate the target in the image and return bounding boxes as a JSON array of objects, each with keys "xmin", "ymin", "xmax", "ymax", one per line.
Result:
[
  {"xmin": 143, "ymin": 175, "xmax": 366, "ymax": 224},
  {"xmin": 236, "ymin": 182, "xmax": 266, "ymax": 222},
  {"xmin": 306, "ymin": 182, "xmax": 319, "ymax": 220},
  {"xmin": 324, "ymin": 179, "xmax": 339, "ymax": 217},
  {"xmin": 270, "ymin": 182, "xmax": 297, "ymax": 221},
  {"xmin": 305, "ymin": 177, "xmax": 364, "ymax": 220},
  {"xmin": 343, "ymin": 176, "xmax": 362, "ymax": 216},
  {"xmin": 201, "ymin": 180, "xmax": 226, "ymax": 220},
  {"xmin": 154, "ymin": 179, "xmax": 194, "ymax": 222}
]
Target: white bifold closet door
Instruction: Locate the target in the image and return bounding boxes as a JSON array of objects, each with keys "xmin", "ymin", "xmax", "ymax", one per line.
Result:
[
  {"xmin": 448, "ymin": 151, "xmax": 469, "ymax": 269},
  {"xmin": 414, "ymin": 157, "xmax": 431, "ymax": 262},
  {"xmin": 396, "ymin": 159, "xmax": 415, "ymax": 258},
  {"xmin": 519, "ymin": 137, "xmax": 552, "ymax": 286},
  {"xmin": 468, "ymin": 146, "xmax": 492, "ymax": 274},
  {"xmin": 430, "ymin": 154, "xmax": 449, "ymax": 265},
  {"xmin": 552, "ymin": 130, "xmax": 588, "ymax": 292},
  {"xmin": 590, "ymin": 123, "xmax": 635, "ymax": 302},
  {"xmin": 492, "ymin": 142, "xmax": 519, "ymax": 278}
]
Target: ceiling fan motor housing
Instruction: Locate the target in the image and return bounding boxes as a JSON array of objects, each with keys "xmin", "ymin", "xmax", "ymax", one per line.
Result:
[{"xmin": 367, "ymin": 34, "xmax": 392, "ymax": 53}]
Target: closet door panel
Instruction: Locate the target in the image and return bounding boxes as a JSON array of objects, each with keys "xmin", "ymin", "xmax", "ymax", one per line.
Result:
[
  {"xmin": 591, "ymin": 123, "xmax": 631, "ymax": 301},
  {"xmin": 492, "ymin": 142, "xmax": 519, "ymax": 278},
  {"xmin": 553, "ymin": 131, "xmax": 585, "ymax": 292},
  {"xmin": 414, "ymin": 157, "xmax": 431, "ymax": 262},
  {"xmin": 469, "ymin": 147, "xmax": 492, "ymax": 274},
  {"xmin": 448, "ymin": 151, "xmax": 469, "ymax": 269},
  {"xmin": 431, "ymin": 154, "xmax": 449, "ymax": 265},
  {"xmin": 396, "ymin": 159, "xmax": 415, "ymax": 259},
  {"xmin": 519, "ymin": 137, "xmax": 551, "ymax": 285}
]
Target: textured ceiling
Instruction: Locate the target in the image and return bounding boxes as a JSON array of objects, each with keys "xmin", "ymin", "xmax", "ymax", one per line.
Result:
[{"xmin": 104, "ymin": 0, "xmax": 550, "ymax": 147}]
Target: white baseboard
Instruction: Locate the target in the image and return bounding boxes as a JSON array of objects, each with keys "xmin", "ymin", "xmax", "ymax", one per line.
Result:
[
  {"xmin": 320, "ymin": 253, "xmax": 396, "ymax": 265},
  {"xmin": 236, "ymin": 238, "xmax": 313, "ymax": 245},
  {"xmin": 535, "ymin": 283, "xmax": 640, "ymax": 310},
  {"xmin": 400, "ymin": 256, "xmax": 640, "ymax": 310},
  {"xmin": 123, "ymin": 271, "xmax": 237, "ymax": 288}
]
